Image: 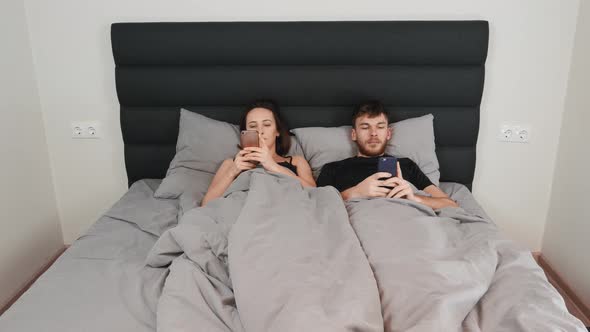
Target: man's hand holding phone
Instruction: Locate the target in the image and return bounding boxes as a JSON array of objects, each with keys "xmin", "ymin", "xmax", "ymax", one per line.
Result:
[
  {"xmin": 384, "ymin": 162, "xmax": 416, "ymax": 200},
  {"xmin": 346, "ymin": 172, "xmax": 394, "ymax": 199}
]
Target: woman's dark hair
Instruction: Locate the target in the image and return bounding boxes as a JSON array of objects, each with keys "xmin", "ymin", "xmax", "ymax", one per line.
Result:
[
  {"xmin": 239, "ymin": 99, "xmax": 291, "ymax": 156},
  {"xmin": 352, "ymin": 100, "xmax": 389, "ymax": 127}
]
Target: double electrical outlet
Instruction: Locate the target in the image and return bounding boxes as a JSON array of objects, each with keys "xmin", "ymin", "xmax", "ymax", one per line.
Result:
[
  {"xmin": 71, "ymin": 122, "xmax": 101, "ymax": 139},
  {"xmin": 498, "ymin": 124, "xmax": 531, "ymax": 143}
]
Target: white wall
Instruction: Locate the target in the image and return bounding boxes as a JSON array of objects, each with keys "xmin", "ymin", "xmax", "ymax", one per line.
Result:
[
  {"xmin": 23, "ymin": 0, "xmax": 580, "ymax": 249},
  {"xmin": 0, "ymin": 0, "xmax": 63, "ymax": 309},
  {"xmin": 543, "ymin": 0, "xmax": 590, "ymax": 307}
]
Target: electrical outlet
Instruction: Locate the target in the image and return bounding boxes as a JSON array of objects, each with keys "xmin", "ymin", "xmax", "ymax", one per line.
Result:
[
  {"xmin": 498, "ymin": 124, "xmax": 531, "ymax": 143},
  {"xmin": 71, "ymin": 122, "xmax": 101, "ymax": 139},
  {"xmin": 499, "ymin": 125, "xmax": 513, "ymax": 142},
  {"xmin": 513, "ymin": 125, "xmax": 530, "ymax": 143}
]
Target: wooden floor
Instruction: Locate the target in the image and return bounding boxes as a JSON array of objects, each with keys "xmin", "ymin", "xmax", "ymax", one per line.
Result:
[{"xmin": 533, "ymin": 252, "xmax": 590, "ymax": 327}]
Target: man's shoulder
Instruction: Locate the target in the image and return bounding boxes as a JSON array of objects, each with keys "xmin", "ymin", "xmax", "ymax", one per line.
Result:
[
  {"xmin": 397, "ymin": 157, "xmax": 416, "ymax": 166},
  {"xmin": 323, "ymin": 156, "xmax": 358, "ymax": 169}
]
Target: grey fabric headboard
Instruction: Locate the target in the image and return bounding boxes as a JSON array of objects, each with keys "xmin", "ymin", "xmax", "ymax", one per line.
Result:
[{"xmin": 111, "ymin": 21, "xmax": 488, "ymax": 189}]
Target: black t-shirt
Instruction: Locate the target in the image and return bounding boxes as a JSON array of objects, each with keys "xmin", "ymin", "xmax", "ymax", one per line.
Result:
[{"xmin": 317, "ymin": 155, "xmax": 433, "ymax": 192}]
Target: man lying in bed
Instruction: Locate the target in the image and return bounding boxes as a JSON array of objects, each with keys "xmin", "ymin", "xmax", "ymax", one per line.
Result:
[{"xmin": 317, "ymin": 100, "xmax": 458, "ymax": 209}]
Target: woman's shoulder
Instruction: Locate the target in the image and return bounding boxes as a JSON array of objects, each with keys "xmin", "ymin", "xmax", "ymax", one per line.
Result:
[{"xmin": 290, "ymin": 155, "xmax": 309, "ymax": 166}]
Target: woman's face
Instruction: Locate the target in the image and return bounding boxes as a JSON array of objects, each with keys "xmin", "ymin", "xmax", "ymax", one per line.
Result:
[{"xmin": 245, "ymin": 107, "xmax": 279, "ymax": 149}]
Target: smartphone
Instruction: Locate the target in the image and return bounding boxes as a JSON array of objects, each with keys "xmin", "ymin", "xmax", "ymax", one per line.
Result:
[
  {"xmin": 377, "ymin": 156, "xmax": 398, "ymax": 178},
  {"xmin": 240, "ymin": 130, "xmax": 259, "ymax": 148}
]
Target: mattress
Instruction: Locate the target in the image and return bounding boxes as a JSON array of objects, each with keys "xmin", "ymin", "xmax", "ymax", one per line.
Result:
[{"xmin": 0, "ymin": 179, "xmax": 174, "ymax": 332}]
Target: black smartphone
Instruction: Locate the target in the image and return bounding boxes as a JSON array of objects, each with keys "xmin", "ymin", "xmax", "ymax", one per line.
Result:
[
  {"xmin": 377, "ymin": 156, "xmax": 397, "ymax": 190},
  {"xmin": 377, "ymin": 156, "xmax": 397, "ymax": 178}
]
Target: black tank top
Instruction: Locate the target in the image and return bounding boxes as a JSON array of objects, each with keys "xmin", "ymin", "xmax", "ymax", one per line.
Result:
[{"xmin": 277, "ymin": 156, "xmax": 298, "ymax": 174}]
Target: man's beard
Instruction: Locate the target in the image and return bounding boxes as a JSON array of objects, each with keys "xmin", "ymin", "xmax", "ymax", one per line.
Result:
[{"xmin": 356, "ymin": 140, "xmax": 387, "ymax": 157}]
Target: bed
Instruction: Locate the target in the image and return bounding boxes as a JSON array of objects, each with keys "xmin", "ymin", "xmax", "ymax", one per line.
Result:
[{"xmin": 0, "ymin": 21, "xmax": 585, "ymax": 331}]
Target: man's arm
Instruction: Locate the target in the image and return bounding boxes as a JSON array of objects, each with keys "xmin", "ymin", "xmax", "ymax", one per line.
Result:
[
  {"xmin": 385, "ymin": 162, "xmax": 458, "ymax": 209},
  {"xmin": 386, "ymin": 181, "xmax": 458, "ymax": 209},
  {"xmin": 340, "ymin": 172, "xmax": 392, "ymax": 200},
  {"xmin": 414, "ymin": 185, "xmax": 458, "ymax": 209},
  {"xmin": 340, "ymin": 187, "xmax": 357, "ymax": 200},
  {"xmin": 316, "ymin": 163, "xmax": 335, "ymax": 187},
  {"xmin": 317, "ymin": 163, "xmax": 372, "ymax": 200}
]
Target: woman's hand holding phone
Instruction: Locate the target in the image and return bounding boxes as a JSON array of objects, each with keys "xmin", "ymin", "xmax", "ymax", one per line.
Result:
[
  {"xmin": 243, "ymin": 132, "xmax": 279, "ymax": 171},
  {"xmin": 231, "ymin": 149, "xmax": 257, "ymax": 176}
]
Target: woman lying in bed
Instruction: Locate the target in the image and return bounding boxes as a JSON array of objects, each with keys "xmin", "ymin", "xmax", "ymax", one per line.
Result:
[{"xmin": 201, "ymin": 100, "xmax": 316, "ymax": 206}]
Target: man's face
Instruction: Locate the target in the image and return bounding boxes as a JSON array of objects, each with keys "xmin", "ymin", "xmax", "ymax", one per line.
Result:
[{"xmin": 351, "ymin": 113, "xmax": 392, "ymax": 157}]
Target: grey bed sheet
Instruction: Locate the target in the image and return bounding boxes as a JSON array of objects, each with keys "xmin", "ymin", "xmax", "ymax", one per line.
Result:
[
  {"xmin": 0, "ymin": 177, "xmax": 581, "ymax": 331},
  {"xmin": 146, "ymin": 171, "xmax": 585, "ymax": 332},
  {"xmin": 0, "ymin": 179, "xmax": 176, "ymax": 332}
]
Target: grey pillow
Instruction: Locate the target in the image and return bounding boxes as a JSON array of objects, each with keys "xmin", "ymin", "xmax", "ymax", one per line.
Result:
[
  {"xmin": 155, "ymin": 108, "xmax": 303, "ymax": 201},
  {"xmin": 291, "ymin": 126, "xmax": 357, "ymax": 180},
  {"xmin": 291, "ymin": 114, "xmax": 440, "ymax": 186},
  {"xmin": 172, "ymin": 109, "xmax": 241, "ymax": 174},
  {"xmin": 387, "ymin": 114, "xmax": 439, "ymax": 185},
  {"xmin": 154, "ymin": 109, "xmax": 239, "ymax": 199}
]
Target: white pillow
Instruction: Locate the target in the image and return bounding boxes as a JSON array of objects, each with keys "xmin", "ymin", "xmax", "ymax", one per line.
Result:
[{"xmin": 291, "ymin": 114, "xmax": 440, "ymax": 186}]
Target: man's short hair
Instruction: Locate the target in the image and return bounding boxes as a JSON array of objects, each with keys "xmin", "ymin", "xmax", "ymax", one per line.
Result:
[{"xmin": 352, "ymin": 100, "xmax": 389, "ymax": 127}]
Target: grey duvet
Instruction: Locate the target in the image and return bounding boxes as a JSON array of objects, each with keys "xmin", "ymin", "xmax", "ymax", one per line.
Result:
[{"xmin": 147, "ymin": 169, "xmax": 586, "ymax": 332}]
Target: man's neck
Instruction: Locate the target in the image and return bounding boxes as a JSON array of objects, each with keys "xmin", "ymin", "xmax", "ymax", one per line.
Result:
[{"xmin": 356, "ymin": 152, "xmax": 386, "ymax": 158}]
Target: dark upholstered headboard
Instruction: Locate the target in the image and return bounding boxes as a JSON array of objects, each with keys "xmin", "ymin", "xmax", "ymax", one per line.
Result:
[{"xmin": 111, "ymin": 21, "xmax": 488, "ymax": 189}]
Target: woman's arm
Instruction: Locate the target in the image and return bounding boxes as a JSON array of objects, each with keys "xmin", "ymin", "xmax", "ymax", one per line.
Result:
[
  {"xmin": 201, "ymin": 151, "xmax": 255, "ymax": 206},
  {"xmin": 289, "ymin": 156, "xmax": 316, "ymax": 187},
  {"xmin": 201, "ymin": 160, "xmax": 237, "ymax": 206}
]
